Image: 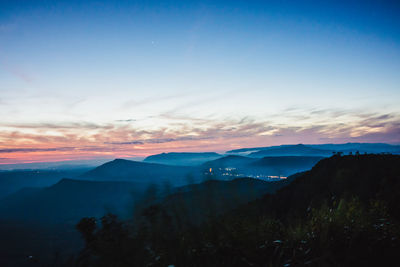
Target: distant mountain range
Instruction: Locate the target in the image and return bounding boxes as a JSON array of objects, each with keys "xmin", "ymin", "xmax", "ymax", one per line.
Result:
[
  {"xmin": 0, "ymin": 154, "xmax": 323, "ymax": 227},
  {"xmin": 144, "ymin": 152, "xmax": 222, "ymax": 166},
  {"xmin": 0, "ymin": 154, "xmax": 322, "ymax": 204},
  {"xmin": 227, "ymin": 143, "xmax": 400, "ymax": 157},
  {"xmin": 1, "ymin": 144, "xmax": 399, "ymax": 265}
]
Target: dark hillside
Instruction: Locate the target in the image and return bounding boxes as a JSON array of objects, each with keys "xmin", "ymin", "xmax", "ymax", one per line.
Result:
[
  {"xmin": 154, "ymin": 176, "xmax": 297, "ymax": 225},
  {"xmin": 240, "ymin": 154, "xmax": 400, "ymax": 221}
]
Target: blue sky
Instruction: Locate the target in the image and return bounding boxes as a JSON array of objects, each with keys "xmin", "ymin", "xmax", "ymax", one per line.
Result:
[{"xmin": 0, "ymin": 0, "xmax": 399, "ymax": 163}]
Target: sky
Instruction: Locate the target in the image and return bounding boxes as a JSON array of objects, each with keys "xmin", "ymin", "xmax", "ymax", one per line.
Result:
[{"xmin": 0, "ymin": 0, "xmax": 400, "ymax": 164}]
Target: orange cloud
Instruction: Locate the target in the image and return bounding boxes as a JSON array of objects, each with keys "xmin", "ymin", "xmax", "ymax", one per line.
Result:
[{"xmin": 0, "ymin": 110, "xmax": 399, "ymax": 164}]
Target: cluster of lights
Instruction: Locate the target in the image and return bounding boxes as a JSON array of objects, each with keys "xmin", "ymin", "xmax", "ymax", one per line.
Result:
[{"xmin": 205, "ymin": 167, "xmax": 287, "ymax": 180}]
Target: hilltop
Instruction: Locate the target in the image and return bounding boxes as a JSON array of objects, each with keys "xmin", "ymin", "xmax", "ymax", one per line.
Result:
[{"xmin": 80, "ymin": 158, "xmax": 201, "ymax": 186}]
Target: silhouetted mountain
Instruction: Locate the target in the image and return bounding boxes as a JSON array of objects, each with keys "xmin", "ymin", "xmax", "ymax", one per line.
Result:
[
  {"xmin": 0, "ymin": 168, "xmax": 90, "ymax": 199},
  {"xmin": 0, "ymin": 179, "xmax": 145, "ymax": 224},
  {"xmin": 144, "ymin": 152, "xmax": 222, "ymax": 166},
  {"xmin": 227, "ymin": 142, "xmax": 400, "ymax": 155},
  {"xmin": 80, "ymin": 159, "xmax": 201, "ymax": 186}
]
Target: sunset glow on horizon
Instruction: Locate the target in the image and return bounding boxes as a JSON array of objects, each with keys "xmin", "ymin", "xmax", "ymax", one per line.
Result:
[{"xmin": 1, "ymin": 0, "xmax": 400, "ymax": 164}]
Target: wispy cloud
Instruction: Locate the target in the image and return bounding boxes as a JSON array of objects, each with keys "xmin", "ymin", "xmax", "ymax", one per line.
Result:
[
  {"xmin": 106, "ymin": 135, "xmax": 214, "ymax": 145},
  {"xmin": 115, "ymin": 119, "xmax": 136, "ymax": 122},
  {"xmin": 1, "ymin": 122, "xmax": 115, "ymax": 130}
]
